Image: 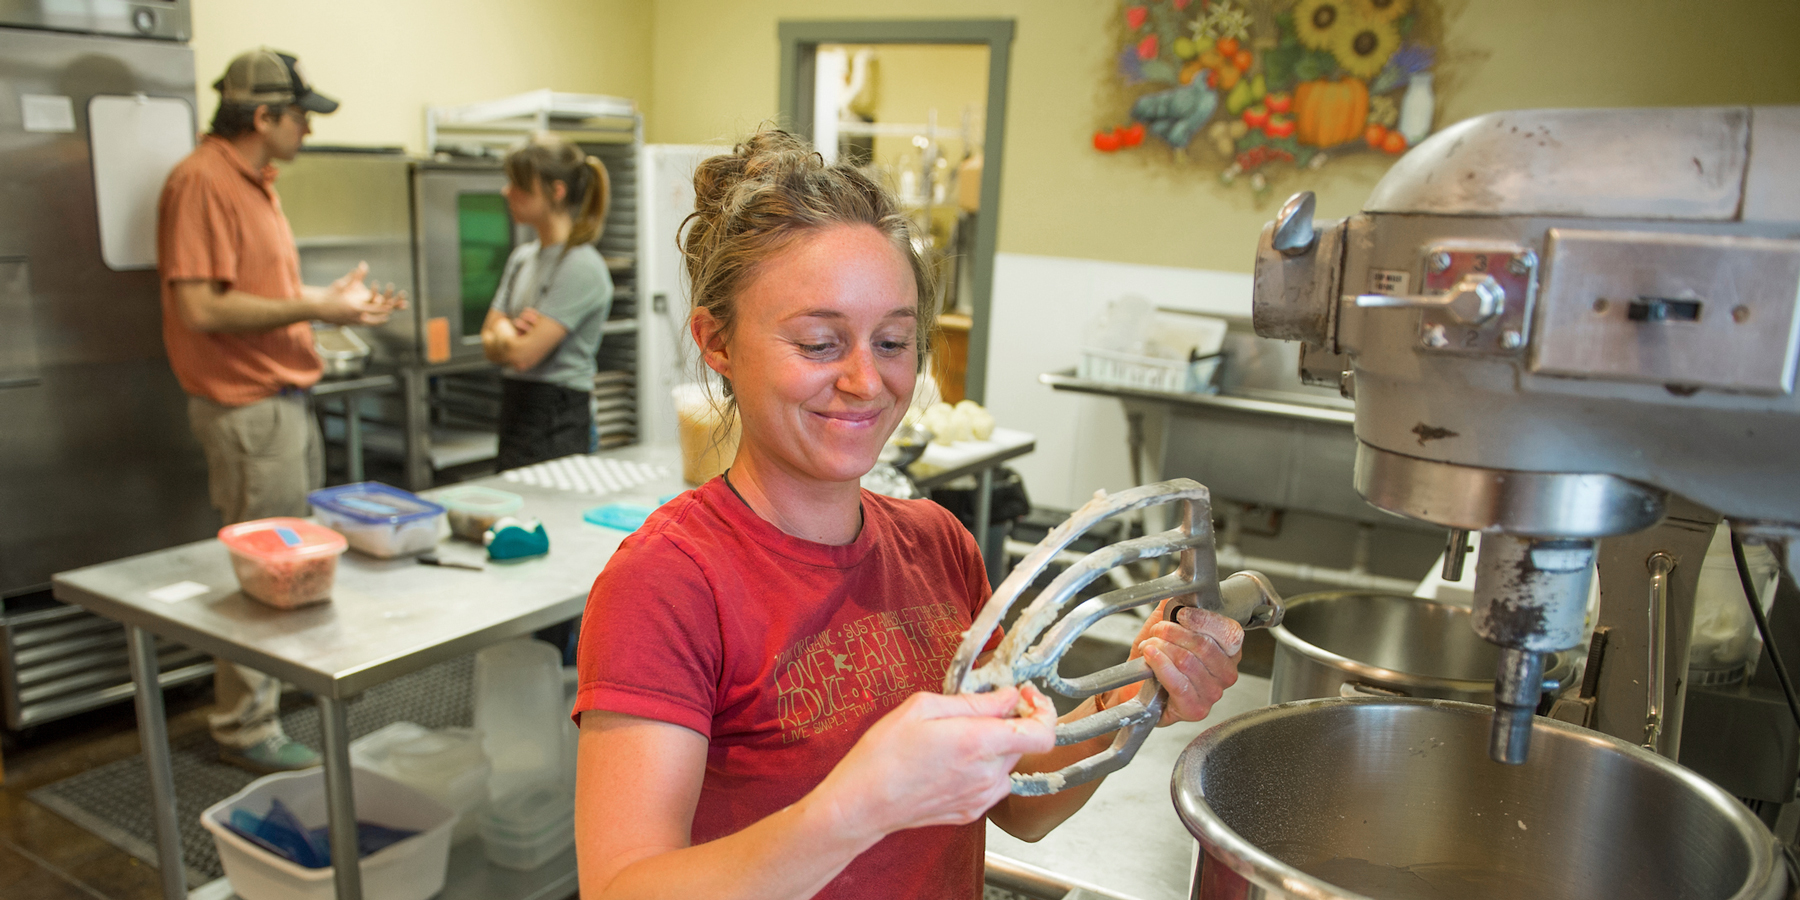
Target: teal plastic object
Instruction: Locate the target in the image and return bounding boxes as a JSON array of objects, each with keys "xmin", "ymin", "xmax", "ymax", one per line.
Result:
[
  {"xmin": 485, "ymin": 518, "xmax": 549, "ymax": 561},
  {"xmin": 584, "ymin": 503, "xmax": 656, "ymax": 532}
]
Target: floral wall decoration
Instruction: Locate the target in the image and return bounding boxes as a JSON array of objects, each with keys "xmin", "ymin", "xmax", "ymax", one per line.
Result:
[{"xmin": 1097, "ymin": 0, "xmax": 1444, "ymax": 192}]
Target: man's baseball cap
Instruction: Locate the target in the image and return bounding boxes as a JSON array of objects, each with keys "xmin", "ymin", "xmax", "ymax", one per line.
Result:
[{"xmin": 214, "ymin": 48, "xmax": 338, "ymax": 115}]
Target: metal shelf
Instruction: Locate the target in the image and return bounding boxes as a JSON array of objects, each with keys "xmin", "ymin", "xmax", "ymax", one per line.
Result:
[
  {"xmin": 427, "ymin": 90, "xmax": 638, "ymax": 158},
  {"xmin": 1, "ymin": 600, "xmax": 212, "ymax": 730}
]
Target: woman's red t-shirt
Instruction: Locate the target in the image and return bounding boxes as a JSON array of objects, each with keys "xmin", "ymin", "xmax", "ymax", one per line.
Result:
[{"xmin": 575, "ymin": 477, "xmax": 994, "ymax": 898}]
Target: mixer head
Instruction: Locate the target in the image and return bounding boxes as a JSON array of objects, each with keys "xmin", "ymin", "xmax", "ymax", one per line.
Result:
[{"xmin": 1251, "ymin": 105, "xmax": 1800, "ymax": 763}]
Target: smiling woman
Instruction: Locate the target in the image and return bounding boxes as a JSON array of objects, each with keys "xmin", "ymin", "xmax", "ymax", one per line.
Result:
[
  {"xmin": 680, "ymin": 129, "xmax": 939, "ymax": 542},
  {"xmin": 568, "ymin": 128, "xmax": 1242, "ymax": 900},
  {"xmin": 694, "ymin": 225, "xmax": 920, "ymax": 534}
]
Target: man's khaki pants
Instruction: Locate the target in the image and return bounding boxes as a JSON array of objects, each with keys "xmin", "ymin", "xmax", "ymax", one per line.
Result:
[{"xmin": 188, "ymin": 391, "xmax": 322, "ymax": 748}]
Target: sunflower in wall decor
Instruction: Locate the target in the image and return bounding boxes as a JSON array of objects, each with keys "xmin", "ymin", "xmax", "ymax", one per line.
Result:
[{"xmin": 1094, "ymin": 0, "xmax": 1444, "ymax": 193}]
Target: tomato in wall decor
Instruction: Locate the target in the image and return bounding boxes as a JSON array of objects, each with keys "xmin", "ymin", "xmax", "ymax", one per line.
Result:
[{"xmin": 1098, "ymin": 0, "xmax": 1444, "ymax": 194}]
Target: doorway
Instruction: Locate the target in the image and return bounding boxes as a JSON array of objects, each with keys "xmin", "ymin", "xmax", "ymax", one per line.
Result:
[{"xmin": 779, "ymin": 20, "xmax": 1013, "ymax": 405}]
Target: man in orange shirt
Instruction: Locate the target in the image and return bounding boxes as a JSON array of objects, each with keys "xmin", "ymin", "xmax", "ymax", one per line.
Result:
[{"xmin": 158, "ymin": 48, "xmax": 404, "ymax": 773}]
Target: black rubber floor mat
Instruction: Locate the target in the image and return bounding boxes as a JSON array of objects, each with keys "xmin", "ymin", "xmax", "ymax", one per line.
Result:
[{"xmin": 28, "ymin": 653, "xmax": 475, "ymax": 886}]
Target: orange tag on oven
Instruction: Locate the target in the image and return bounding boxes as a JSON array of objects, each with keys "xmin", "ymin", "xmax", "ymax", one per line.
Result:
[{"xmin": 426, "ymin": 316, "xmax": 450, "ymax": 363}]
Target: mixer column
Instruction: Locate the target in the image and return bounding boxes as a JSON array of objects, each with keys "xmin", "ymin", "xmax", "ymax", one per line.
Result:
[{"xmin": 1471, "ymin": 534, "xmax": 1595, "ymax": 764}]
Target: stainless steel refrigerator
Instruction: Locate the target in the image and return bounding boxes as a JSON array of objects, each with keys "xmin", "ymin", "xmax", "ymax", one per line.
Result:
[{"xmin": 0, "ymin": 15, "xmax": 213, "ymax": 729}]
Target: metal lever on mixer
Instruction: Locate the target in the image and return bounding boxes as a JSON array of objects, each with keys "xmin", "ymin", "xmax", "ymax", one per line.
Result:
[
  {"xmin": 1350, "ymin": 273, "xmax": 1506, "ymax": 325},
  {"xmin": 1271, "ymin": 191, "xmax": 1317, "ymax": 257},
  {"xmin": 1644, "ymin": 552, "xmax": 1675, "ymax": 751},
  {"xmin": 1442, "ymin": 529, "xmax": 1471, "ymax": 581},
  {"xmin": 942, "ymin": 478, "xmax": 1284, "ymax": 796}
]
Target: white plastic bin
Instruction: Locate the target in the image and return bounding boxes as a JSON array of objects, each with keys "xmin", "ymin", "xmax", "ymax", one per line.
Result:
[
  {"xmin": 1079, "ymin": 309, "xmax": 1228, "ymax": 394},
  {"xmin": 200, "ymin": 767, "xmax": 456, "ymax": 900}
]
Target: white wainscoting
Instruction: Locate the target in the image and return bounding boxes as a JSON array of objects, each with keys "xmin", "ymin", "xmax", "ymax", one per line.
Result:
[{"xmin": 982, "ymin": 252, "xmax": 1254, "ymax": 511}]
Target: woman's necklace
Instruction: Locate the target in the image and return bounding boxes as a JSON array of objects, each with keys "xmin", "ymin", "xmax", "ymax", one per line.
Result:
[{"xmin": 722, "ymin": 469, "xmax": 863, "ymax": 542}]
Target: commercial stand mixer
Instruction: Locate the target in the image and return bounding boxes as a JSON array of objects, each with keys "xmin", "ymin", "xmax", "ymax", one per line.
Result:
[
  {"xmin": 955, "ymin": 106, "xmax": 1797, "ymax": 900},
  {"xmin": 1250, "ymin": 104, "xmax": 1800, "ymax": 766}
]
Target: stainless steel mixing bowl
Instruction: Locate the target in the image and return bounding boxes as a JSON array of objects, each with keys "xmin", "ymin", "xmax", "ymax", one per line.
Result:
[
  {"xmin": 1173, "ymin": 698, "xmax": 1788, "ymax": 900},
  {"xmin": 1269, "ymin": 592, "xmax": 1574, "ymax": 706}
]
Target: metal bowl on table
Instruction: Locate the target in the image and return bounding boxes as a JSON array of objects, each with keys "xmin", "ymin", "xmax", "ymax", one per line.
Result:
[
  {"xmin": 1269, "ymin": 591, "xmax": 1575, "ymax": 706},
  {"xmin": 314, "ymin": 324, "xmax": 371, "ymax": 379},
  {"xmin": 863, "ymin": 423, "xmax": 933, "ymax": 499},
  {"xmin": 1173, "ymin": 697, "xmax": 1789, "ymax": 900}
]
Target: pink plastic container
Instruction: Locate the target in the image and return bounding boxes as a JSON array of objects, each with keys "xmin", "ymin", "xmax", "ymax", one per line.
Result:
[{"xmin": 218, "ymin": 518, "xmax": 349, "ymax": 609}]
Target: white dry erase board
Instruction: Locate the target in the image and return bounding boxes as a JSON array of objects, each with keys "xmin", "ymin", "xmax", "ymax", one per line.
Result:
[{"xmin": 89, "ymin": 94, "xmax": 194, "ymax": 271}]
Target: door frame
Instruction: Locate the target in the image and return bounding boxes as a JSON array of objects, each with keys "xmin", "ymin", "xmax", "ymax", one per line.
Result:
[{"xmin": 778, "ymin": 19, "xmax": 1014, "ymax": 404}]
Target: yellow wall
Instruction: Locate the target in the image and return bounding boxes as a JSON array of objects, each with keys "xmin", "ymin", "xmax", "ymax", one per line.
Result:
[
  {"xmin": 649, "ymin": 0, "xmax": 1800, "ymax": 274},
  {"xmin": 189, "ymin": 0, "xmax": 1800, "ymax": 271},
  {"xmin": 189, "ymin": 0, "xmax": 652, "ymax": 155}
]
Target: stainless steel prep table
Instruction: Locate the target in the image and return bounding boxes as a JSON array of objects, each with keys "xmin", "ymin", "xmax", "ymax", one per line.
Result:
[
  {"xmin": 906, "ymin": 426, "xmax": 1036, "ymax": 584},
  {"xmin": 1039, "ymin": 370, "xmax": 1400, "ymax": 527},
  {"xmin": 52, "ymin": 443, "xmax": 688, "ymax": 900}
]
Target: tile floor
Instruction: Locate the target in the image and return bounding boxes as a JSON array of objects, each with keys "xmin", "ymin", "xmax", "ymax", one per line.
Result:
[{"xmin": 1, "ymin": 688, "xmax": 214, "ymax": 900}]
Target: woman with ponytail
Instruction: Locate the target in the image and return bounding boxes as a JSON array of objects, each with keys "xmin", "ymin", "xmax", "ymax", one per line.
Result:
[{"xmin": 481, "ymin": 132, "xmax": 613, "ymax": 470}]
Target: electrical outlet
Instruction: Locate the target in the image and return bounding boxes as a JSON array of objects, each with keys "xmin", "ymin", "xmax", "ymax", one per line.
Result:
[{"xmin": 1237, "ymin": 505, "xmax": 1283, "ymax": 537}]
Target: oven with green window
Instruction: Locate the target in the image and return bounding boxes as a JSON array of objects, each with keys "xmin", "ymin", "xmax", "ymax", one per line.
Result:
[{"xmin": 414, "ymin": 161, "xmax": 528, "ymax": 363}]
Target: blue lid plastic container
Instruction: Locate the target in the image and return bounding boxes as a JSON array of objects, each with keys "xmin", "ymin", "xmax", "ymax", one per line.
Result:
[{"xmin": 308, "ymin": 483, "xmax": 447, "ymax": 558}]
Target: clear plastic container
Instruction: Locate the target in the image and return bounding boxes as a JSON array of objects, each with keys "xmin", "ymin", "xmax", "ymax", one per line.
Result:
[
  {"xmin": 481, "ymin": 818, "xmax": 573, "ymax": 871},
  {"xmin": 1691, "ymin": 525, "xmax": 1781, "ymax": 684},
  {"xmin": 673, "ymin": 383, "xmax": 739, "ymax": 485},
  {"xmin": 473, "ymin": 639, "xmax": 567, "ymax": 802},
  {"xmin": 218, "ymin": 518, "xmax": 348, "ymax": 609},
  {"xmin": 479, "ymin": 779, "xmax": 574, "ymax": 871},
  {"xmin": 308, "ymin": 482, "xmax": 446, "ymax": 558},
  {"xmin": 350, "ymin": 722, "xmax": 432, "ymax": 772},
  {"xmin": 350, "ymin": 723, "xmax": 493, "ymax": 844},
  {"xmin": 435, "ymin": 485, "xmax": 523, "ymax": 542},
  {"xmin": 392, "ymin": 728, "xmax": 492, "ymax": 845}
]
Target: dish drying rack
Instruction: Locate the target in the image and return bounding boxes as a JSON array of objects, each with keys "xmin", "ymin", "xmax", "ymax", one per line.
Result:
[{"xmin": 426, "ymin": 89, "xmax": 641, "ymax": 158}]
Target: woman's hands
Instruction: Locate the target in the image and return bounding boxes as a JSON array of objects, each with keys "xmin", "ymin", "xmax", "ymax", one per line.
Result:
[
  {"xmin": 1113, "ymin": 599, "xmax": 1244, "ymax": 726},
  {"xmin": 577, "ymin": 689, "xmax": 1056, "ymax": 899},
  {"xmin": 480, "ymin": 307, "xmax": 568, "ymax": 370},
  {"xmin": 809, "ymin": 684, "xmax": 1057, "ymax": 844}
]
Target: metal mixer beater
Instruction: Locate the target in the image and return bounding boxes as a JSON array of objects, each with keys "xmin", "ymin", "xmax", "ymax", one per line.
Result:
[{"xmin": 943, "ymin": 478, "xmax": 1283, "ymax": 795}]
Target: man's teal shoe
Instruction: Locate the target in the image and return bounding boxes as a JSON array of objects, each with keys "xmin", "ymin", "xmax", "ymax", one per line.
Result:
[{"xmin": 219, "ymin": 734, "xmax": 322, "ymax": 775}]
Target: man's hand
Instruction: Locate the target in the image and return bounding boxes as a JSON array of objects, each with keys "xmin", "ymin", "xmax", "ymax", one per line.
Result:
[
  {"xmin": 315, "ymin": 262, "xmax": 407, "ymax": 327},
  {"xmin": 513, "ymin": 307, "xmax": 544, "ymax": 334}
]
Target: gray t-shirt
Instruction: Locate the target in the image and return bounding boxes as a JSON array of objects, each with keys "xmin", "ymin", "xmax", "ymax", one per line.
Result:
[{"xmin": 490, "ymin": 241, "xmax": 613, "ymax": 393}]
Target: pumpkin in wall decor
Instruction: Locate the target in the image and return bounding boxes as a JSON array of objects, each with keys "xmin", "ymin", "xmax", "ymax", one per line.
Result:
[
  {"xmin": 1098, "ymin": 0, "xmax": 1442, "ymax": 192},
  {"xmin": 1293, "ymin": 77, "xmax": 1369, "ymax": 147}
]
